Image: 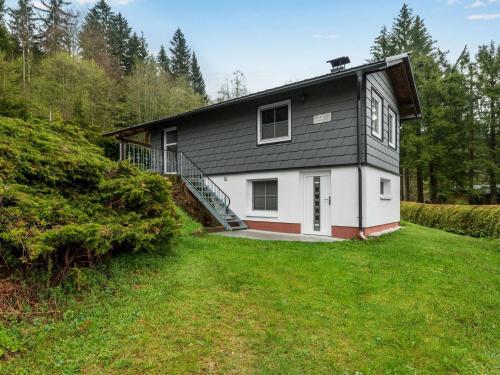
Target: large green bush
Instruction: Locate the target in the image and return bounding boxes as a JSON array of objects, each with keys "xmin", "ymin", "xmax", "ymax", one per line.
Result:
[
  {"xmin": 401, "ymin": 202, "xmax": 500, "ymax": 238},
  {"xmin": 0, "ymin": 117, "xmax": 177, "ymax": 280}
]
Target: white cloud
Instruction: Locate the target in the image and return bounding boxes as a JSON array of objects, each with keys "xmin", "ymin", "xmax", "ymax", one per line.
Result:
[
  {"xmin": 465, "ymin": 0, "xmax": 499, "ymax": 7},
  {"xmin": 312, "ymin": 34, "xmax": 339, "ymax": 39},
  {"xmin": 467, "ymin": 12, "xmax": 500, "ymax": 18}
]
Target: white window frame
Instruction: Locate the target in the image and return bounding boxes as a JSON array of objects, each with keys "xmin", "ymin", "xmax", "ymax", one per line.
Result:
[
  {"xmin": 162, "ymin": 126, "xmax": 177, "ymax": 174},
  {"xmin": 371, "ymin": 90, "xmax": 383, "ymax": 140},
  {"xmin": 257, "ymin": 99, "xmax": 292, "ymax": 145},
  {"xmin": 380, "ymin": 178, "xmax": 392, "ymax": 200},
  {"xmin": 247, "ymin": 179, "xmax": 279, "ymax": 217},
  {"xmin": 388, "ymin": 106, "xmax": 397, "ymax": 149}
]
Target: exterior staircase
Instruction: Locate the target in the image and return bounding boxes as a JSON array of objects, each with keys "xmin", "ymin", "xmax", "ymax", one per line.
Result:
[{"xmin": 121, "ymin": 143, "xmax": 247, "ymax": 231}]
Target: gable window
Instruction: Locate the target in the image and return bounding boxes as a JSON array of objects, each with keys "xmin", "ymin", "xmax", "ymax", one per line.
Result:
[
  {"xmin": 371, "ymin": 90, "xmax": 383, "ymax": 140},
  {"xmin": 252, "ymin": 180, "xmax": 278, "ymax": 211},
  {"xmin": 257, "ymin": 100, "xmax": 291, "ymax": 145},
  {"xmin": 380, "ymin": 178, "xmax": 392, "ymax": 200},
  {"xmin": 388, "ymin": 107, "xmax": 397, "ymax": 149}
]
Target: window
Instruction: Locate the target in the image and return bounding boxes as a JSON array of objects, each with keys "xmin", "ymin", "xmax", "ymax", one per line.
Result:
[
  {"xmin": 257, "ymin": 100, "xmax": 291, "ymax": 144},
  {"xmin": 252, "ymin": 180, "xmax": 278, "ymax": 211},
  {"xmin": 388, "ymin": 107, "xmax": 397, "ymax": 149},
  {"xmin": 371, "ymin": 90, "xmax": 383, "ymax": 140},
  {"xmin": 380, "ymin": 178, "xmax": 391, "ymax": 200}
]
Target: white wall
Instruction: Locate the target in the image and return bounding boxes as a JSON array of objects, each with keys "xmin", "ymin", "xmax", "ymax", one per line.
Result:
[
  {"xmin": 363, "ymin": 166, "xmax": 400, "ymax": 227},
  {"xmin": 210, "ymin": 170, "xmax": 302, "ymax": 224},
  {"xmin": 209, "ymin": 164, "xmax": 399, "ymax": 233}
]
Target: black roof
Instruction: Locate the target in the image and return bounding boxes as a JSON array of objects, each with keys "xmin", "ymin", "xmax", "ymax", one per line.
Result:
[{"xmin": 104, "ymin": 54, "xmax": 421, "ymax": 138}]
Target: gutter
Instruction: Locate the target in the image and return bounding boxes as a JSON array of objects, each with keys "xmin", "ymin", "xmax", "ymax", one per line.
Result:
[{"xmin": 356, "ymin": 71, "xmax": 365, "ymax": 239}]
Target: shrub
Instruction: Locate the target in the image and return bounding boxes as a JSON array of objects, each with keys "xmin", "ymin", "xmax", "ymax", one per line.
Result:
[
  {"xmin": 0, "ymin": 117, "xmax": 178, "ymax": 282},
  {"xmin": 401, "ymin": 202, "xmax": 500, "ymax": 238}
]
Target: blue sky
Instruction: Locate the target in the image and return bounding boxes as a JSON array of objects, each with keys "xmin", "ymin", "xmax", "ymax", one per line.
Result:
[{"xmin": 8, "ymin": 0, "xmax": 500, "ymax": 97}]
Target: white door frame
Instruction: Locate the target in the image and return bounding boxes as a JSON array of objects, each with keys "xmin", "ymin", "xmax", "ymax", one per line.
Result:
[
  {"xmin": 163, "ymin": 127, "xmax": 177, "ymax": 174},
  {"xmin": 301, "ymin": 170, "xmax": 331, "ymax": 236}
]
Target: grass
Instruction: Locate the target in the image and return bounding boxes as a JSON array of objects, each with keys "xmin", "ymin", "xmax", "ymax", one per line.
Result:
[{"xmin": 1, "ymin": 211, "xmax": 499, "ymax": 374}]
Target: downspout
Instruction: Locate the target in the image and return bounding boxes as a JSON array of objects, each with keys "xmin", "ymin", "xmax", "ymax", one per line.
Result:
[{"xmin": 356, "ymin": 71, "xmax": 366, "ymax": 240}]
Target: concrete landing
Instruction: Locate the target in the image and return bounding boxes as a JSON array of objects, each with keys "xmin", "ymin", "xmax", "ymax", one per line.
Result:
[{"xmin": 212, "ymin": 229, "xmax": 343, "ymax": 242}]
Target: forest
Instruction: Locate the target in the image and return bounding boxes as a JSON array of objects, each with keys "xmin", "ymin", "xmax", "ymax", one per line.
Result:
[{"xmin": 0, "ymin": 1, "xmax": 498, "ymax": 204}]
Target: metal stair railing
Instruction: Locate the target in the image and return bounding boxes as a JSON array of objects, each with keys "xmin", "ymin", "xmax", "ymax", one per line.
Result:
[
  {"xmin": 120, "ymin": 143, "xmax": 231, "ymax": 216},
  {"xmin": 177, "ymin": 151, "xmax": 231, "ymax": 214}
]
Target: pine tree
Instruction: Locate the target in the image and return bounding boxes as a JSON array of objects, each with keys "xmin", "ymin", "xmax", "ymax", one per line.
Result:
[
  {"xmin": 126, "ymin": 31, "xmax": 148, "ymax": 72},
  {"xmin": 79, "ymin": 0, "xmax": 112, "ymax": 61},
  {"xmin": 137, "ymin": 31, "xmax": 148, "ymax": 60},
  {"xmin": 169, "ymin": 28, "xmax": 191, "ymax": 79},
  {"xmin": 108, "ymin": 12, "xmax": 131, "ymax": 73},
  {"xmin": 476, "ymin": 42, "xmax": 499, "ymax": 204},
  {"xmin": 391, "ymin": 3, "xmax": 414, "ymax": 53},
  {"xmin": 35, "ymin": 0, "xmax": 76, "ymax": 54},
  {"xmin": 157, "ymin": 44, "xmax": 170, "ymax": 74},
  {"xmin": 8, "ymin": 0, "xmax": 37, "ymax": 88},
  {"xmin": 370, "ymin": 26, "xmax": 393, "ymax": 60},
  {"xmin": 190, "ymin": 52, "xmax": 206, "ymax": 100},
  {"xmin": 85, "ymin": 0, "xmax": 112, "ymax": 36},
  {"xmin": 411, "ymin": 16, "xmax": 434, "ymax": 56}
]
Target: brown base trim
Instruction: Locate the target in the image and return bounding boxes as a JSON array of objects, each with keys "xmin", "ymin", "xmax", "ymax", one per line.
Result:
[
  {"xmin": 364, "ymin": 221, "xmax": 400, "ymax": 236},
  {"xmin": 331, "ymin": 226, "xmax": 359, "ymax": 239},
  {"xmin": 332, "ymin": 221, "xmax": 400, "ymax": 239},
  {"xmin": 245, "ymin": 220, "xmax": 301, "ymax": 234}
]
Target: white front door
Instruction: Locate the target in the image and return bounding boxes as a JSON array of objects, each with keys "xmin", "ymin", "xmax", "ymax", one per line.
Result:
[{"xmin": 302, "ymin": 172, "xmax": 331, "ymax": 235}]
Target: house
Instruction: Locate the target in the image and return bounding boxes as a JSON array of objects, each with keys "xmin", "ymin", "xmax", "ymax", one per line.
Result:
[{"xmin": 104, "ymin": 53, "xmax": 421, "ymax": 239}]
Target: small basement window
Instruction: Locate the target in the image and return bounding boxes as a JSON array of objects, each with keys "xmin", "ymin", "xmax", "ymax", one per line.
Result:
[
  {"xmin": 252, "ymin": 180, "xmax": 278, "ymax": 211},
  {"xmin": 257, "ymin": 100, "xmax": 291, "ymax": 145},
  {"xmin": 380, "ymin": 178, "xmax": 392, "ymax": 200},
  {"xmin": 371, "ymin": 90, "xmax": 383, "ymax": 140},
  {"xmin": 388, "ymin": 107, "xmax": 397, "ymax": 149}
]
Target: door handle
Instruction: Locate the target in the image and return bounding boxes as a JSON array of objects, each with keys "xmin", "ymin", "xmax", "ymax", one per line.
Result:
[{"xmin": 323, "ymin": 196, "xmax": 331, "ymax": 205}]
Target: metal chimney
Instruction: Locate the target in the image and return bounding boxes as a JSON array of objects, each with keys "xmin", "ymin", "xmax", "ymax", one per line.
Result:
[{"xmin": 327, "ymin": 56, "xmax": 351, "ymax": 73}]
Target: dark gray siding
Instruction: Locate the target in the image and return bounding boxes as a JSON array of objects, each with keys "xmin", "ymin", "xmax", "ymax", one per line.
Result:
[
  {"xmin": 365, "ymin": 71, "xmax": 400, "ymax": 174},
  {"xmin": 149, "ymin": 72, "xmax": 400, "ymax": 175},
  {"xmin": 150, "ymin": 76, "xmax": 359, "ymax": 175}
]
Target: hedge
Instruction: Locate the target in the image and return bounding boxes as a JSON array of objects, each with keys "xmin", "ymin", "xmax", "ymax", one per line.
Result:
[
  {"xmin": 0, "ymin": 117, "xmax": 178, "ymax": 282},
  {"xmin": 401, "ymin": 202, "xmax": 500, "ymax": 238}
]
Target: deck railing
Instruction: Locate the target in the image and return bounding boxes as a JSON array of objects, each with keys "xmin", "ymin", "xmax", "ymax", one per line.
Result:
[{"xmin": 121, "ymin": 143, "xmax": 177, "ymax": 174}]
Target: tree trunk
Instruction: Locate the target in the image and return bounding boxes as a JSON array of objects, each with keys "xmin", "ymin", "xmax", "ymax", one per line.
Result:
[
  {"xmin": 417, "ymin": 165, "xmax": 424, "ymax": 202},
  {"xmin": 416, "ymin": 122, "xmax": 424, "ymax": 203},
  {"xmin": 489, "ymin": 101, "xmax": 497, "ymax": 204},
  {"xmin": 429, "ymin": 161, "xmax": 438, "ymax": 203},
  {"xmin": 404, "ymin": 168, "xmax": 411, "ymax": 201},
  {"xmin": 468, "ymin": 130, "xmax": 475, "ymax": 204},
  {"xmin": 22, "ymin": 46, "xmax": 26, "ymax": 90},
  {"xmin": 400, "ymin": 167, "xmax": 404, "ymax": 201}
]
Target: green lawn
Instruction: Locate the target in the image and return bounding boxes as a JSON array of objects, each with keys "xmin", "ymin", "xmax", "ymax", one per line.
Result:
[{"xmin": 2, "ymin": 212, "xmax": 499, "ymax": 374}]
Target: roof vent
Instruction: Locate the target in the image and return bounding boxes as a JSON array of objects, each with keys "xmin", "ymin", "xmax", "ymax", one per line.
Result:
[{"xmin": 327, "ymin": 56, "xmax": 350, "ymax": 73}]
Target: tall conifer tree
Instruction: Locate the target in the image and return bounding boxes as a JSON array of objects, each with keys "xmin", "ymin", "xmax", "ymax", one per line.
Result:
[
  {"xmin": 476, "ymin": 42, "xmax": 499, "ymax": 204},
  {"xmin": 190, "ymin": 52, "xmax": 206, "ymax": 100},
  {"xmin": 157, "ymin": 44, "xmax": 170, "ymax": 74},
  {"xmin": 169, "ymin": 28, "xmax": 191, "ymax": 79},
  {"xmin": 108, "ymin": 12, "xmax": 131, "ymax": 73}
]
